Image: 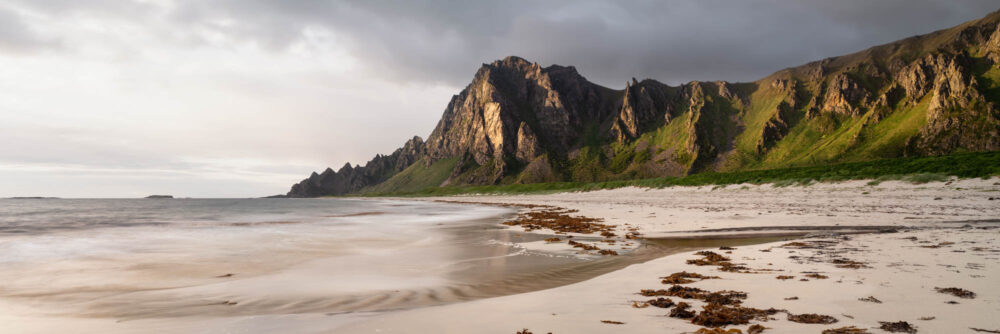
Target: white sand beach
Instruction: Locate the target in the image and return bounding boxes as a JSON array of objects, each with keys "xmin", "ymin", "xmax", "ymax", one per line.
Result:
[
  {"xmin": 335, "ymin": 178, "xmax": 1000, "ymax": 333},
  {"xmin": 3, "ymin": 178, "xmax": 998, "ymax": 333}
]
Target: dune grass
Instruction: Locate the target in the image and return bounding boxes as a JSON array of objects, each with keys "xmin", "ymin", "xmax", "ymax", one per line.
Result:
[{"xmin": 358, "ymin": 151, "xmax": 1000, "ymax": 197}]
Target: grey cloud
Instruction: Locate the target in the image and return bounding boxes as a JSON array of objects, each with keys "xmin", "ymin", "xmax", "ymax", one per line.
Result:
[
  {"xmin": 0, "ymin": 6, "xmax": 58, "ymax": 53},
  {"xmin": 167, "ymin": 0, "xmax": 1000, "ymax": 86},
  {"xmin": 6, "ymin": 0, "xmax": 996, "ymax": 85}
]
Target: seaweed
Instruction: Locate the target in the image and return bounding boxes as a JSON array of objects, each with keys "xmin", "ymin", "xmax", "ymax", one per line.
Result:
[
  {"xmin": 669, "ymin": 302, "xmax": 696, "ymax": 319},
  {"xmin": 567, "ymin": 240, "xmax": 601, "ymax": 251},
  {"xmin": 694, "ymin": 328, "xmax": 744, "ymax": 334},
  {"xmin": 831, "ymin": 258, "xmax": 869, "ymax": 269},
  {"xmin": 690, "ymin": 303, "xmax": 780, "ymax": 327},
  {"xmin": 544, "ymin": 237, "xmax": 561, "ymax": 242},
  {"xmin": 970, "ymin": 328, "xmax": 1000, "ymax": 333},
  {"xmin": 600, "ymin": 320, "xmax": 624, "ymax": 325},
  {"xmin": 686, "ymin": 251, "xmax": 756, "ymax": 273},
  {"xmin": 646, "ymin": 297, "xmax": 675, "ymax": 308},
  {"xmin": 775, "ymin": 275, "xmax": 795, "ymax": 280},
  {"xmin": 501, "ymin": 207, "xmax": 614, "ymax": 235},
  {"xmin": 858, "ymin": 296, "xmax": 882, "ymax": 303},
  {"xmin": 661, "ymin": 271, "xmax": 720, "ymax": 284},
  {"xmin": 822, "ymin": 326, "xmax": 870, "ymax": 334},
  {"xmin": 787, "ymin": 313, "xmax": 838, "ymax": 324},
  {"xmin": 688, "ymin": 251, "xmax": 732, "ymax": 265},
  {"xmin": 641, "ymin": 286, "xmax": 748, "ymax": 306},
  {"xmin": 934, "ymin": 287, "xmax": 976, "ymax": 299},
  {"xmin": 804, "ymin": 273, "xmax": 829, "ymax": 279},
  {"xmin": 747, "ymin": 324, "xmax": 767, "ymax": 334},
  {"xmin": 631, "ymin": 301, "xmax": 649, "ymax": 308},
  {"xmin": 879, "ymin": 321, "xmax": 917, "ymax": 333}
]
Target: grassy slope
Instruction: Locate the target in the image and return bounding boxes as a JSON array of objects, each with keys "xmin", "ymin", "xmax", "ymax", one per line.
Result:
[
  {"xmin": 359, "ymin": 12, "xmax": 1000, "ymax": 196},
  {"xmin": 364, "ymin": 151, "xmax": 1000, "ymax": 197},
  {"xmin": 359, "ymin": 157, "xmax": 459, "ymax": 194}
]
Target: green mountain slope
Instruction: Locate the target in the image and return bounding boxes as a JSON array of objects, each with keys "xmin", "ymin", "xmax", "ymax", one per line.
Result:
[{"xmin": 289, "ymin": 10, "xmax": 1000, "ymax": 197}]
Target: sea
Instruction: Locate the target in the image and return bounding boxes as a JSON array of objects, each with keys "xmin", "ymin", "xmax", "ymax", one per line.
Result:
[{"xmin": 0, "ymin": 198, "xmax": 781, "ymax": 332}]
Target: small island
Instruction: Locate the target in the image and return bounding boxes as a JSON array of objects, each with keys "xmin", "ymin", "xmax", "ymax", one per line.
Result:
[{"xmin": 144, "ymin": 195, "xmax": 174, "ymax": 199}]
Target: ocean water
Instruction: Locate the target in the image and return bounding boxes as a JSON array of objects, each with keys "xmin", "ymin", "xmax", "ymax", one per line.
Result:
[
  {"xmin": 0, "ymin": 198, "xmax": 792, "ymax": 332},
  {"xmin": 0, "ymin": 198, "xmax": 537, "ymax": 318}
]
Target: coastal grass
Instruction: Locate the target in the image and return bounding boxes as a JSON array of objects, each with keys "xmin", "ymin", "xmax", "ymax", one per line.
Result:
[{"xmin": 361, "ymin": 151, "xmax": 1000, "ymax": 197}]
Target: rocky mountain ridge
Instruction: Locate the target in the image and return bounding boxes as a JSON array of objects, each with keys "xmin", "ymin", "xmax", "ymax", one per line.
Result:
[{"xmin": 287, "ymin": 10, "xmax": 1000, "ymax": 197}]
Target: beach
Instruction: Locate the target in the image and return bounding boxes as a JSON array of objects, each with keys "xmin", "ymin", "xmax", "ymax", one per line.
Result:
[
  {"xmin": 2, "ymin": 179, "xmax": 999, "ymax": 333},
  {"xmin": 336, "ymin": 178, "xmax": 1000, "ymax": 333}
]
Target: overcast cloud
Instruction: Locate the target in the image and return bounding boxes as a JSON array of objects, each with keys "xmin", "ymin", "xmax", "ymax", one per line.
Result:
[{"xmin": 0, "ymin": 0, "xmax": 996, "ymax": 197}]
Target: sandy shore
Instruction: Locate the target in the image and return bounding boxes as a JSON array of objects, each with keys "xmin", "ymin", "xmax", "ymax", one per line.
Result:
[
  {"xmin": 335, "ymin": 178, "xmax": 1000, "ymax": 333},
  {"xmin": 4, "ymin": 178, "xmax": 998, "ymax": 333}
]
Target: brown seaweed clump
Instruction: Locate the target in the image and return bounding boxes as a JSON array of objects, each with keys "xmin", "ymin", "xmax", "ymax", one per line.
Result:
[
  {"xmin": 747, "ymin": 324, "xmax": 767, "ymax": 334},
  {"xmin": 544, "ymin": 237, "xmax": 561, "ymax": 242},
  {"xmin": 935, "ymin": 287, "xmax": 976, "ymax": 299},
  {"xmin": 567, "ymin": 240, "xmax": 599, "ymax": 251},
  {"xmin": 669, "ymin": 302, "xmax": 696, "ymax": 319},
  {"xmin": 690, "ymin": 303, "xmax": 781, "ymax": 327},
  {"xmin": 694, "ymin": 328, "xmax": 744, "ymax": 334},
  {"xmin": 686, "ymin": 251, "xmax": 754, "ymax": 273},
  {"xmin": 804, "ymin": 273, "xmax": 829, "ymax": 279},
  {"xmin": 641, "ymin": 286, "xmax": 748, "ymax": 306},
  {"xmin": 775, "ymin": 275, "xmax": 795, "ymax": 280},
  {"xmin": 688, "ymin": 251, "xmax": 732, "ymax": 265},
  {"xmin": 660, "ymin": 271, "xmax": 720, "ymax": 284},
  {"xmin": 646, "ymin": 297, "xmax": 675, "ymax": 308},
  {"xmin": 513, "ymin": 329, "xmax": 553, "ymax": 334},
  {"xmin": 501, "ymin": 207, "xmax": 614, "ymax": 234},
  {"xmin": 598, "ymin": 249, "xmax": 619, "ymax": 256},
  {"xmin": 787, "ymin": 313, "xmax": 838, "ymax": 324},
  {"xmin": 832, "ymin": 258, "xmax": 869, "ymax": 269},
  {"xmin": 879, "ymin": 321, "xmax": 918, "ymax": 333},
  {"xmin": 858, "ymin": 296, "xmax": 883, "ymax": 303},
  {"xmin": 822, "ymin": 326, "xmax": 870, "ymax": 334},
  {"xmin": 600, "ymin": 320, "xmax": 624, "ymax": 325}
]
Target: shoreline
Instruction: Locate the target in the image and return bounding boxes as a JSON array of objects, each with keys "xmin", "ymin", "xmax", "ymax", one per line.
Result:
[
  {"xmin": 335, "ymin": 177, "xmax": 1000, "ymax": 333},
  {"xmin": 3, "ymin": 178, "xmax": 997, "ymax": 333}
]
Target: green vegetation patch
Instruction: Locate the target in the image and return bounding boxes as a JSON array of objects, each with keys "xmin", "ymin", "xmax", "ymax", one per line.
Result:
[
  {"xmin": 364, "ymin": 151, "xmax": 1000, "ymax": 197},
  {"xmin": 359, "ymin": 157, "xmax": 459, "ymax": 194}
]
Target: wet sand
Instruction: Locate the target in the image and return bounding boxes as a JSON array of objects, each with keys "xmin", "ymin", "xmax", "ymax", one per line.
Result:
[{"xmin": 334, "ymin": 177, "xmax": 1000, "ymax": 333}]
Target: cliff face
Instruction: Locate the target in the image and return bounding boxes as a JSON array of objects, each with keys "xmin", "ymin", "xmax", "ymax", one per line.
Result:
[
  {"xmin": 287, "ymin": 10, "xmax": 1000, "ymax": 196},
  {"xmin": 421, "ymin": 56, "xmax": 620, "ymax": 183}
]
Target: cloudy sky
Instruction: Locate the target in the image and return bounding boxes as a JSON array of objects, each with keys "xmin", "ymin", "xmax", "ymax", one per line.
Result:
[{"xmin": 1, "ymin": 0, "xmax": 996, "ymax": 198}]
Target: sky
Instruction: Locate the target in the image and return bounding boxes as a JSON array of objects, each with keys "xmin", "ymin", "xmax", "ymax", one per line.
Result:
[{"xmin": 0, "ymin": 0, "xmax": 997, "ymax": 198}]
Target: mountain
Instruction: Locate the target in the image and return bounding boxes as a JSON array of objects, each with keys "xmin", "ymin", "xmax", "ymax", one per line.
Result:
[{"xmin": 286, "ymin": 10, "xmax": 1000, "ymax": 197}]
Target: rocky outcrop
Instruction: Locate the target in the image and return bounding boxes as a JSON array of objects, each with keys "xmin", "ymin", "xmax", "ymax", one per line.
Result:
[
  {"xmin": 285, "ymin": 136, "xmax": 425, "ymax": 197},
  {"xmin": 609, "ymin": 79, "xmax": 675, "ymax": 141},
  {"xmin": 756, "ymin": 101, "xmax": 795, "ymax": 154},
  {"xmin": 820, "ymin": 73, "xmax": 871, "ymax": 115},
  {"xmin": 908, "ymin": 53, "xmax": 1000, "ymax": 154},
  {"xmin": 423, "ymin": 56, "xmax": 618, "ymax": 168}
]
